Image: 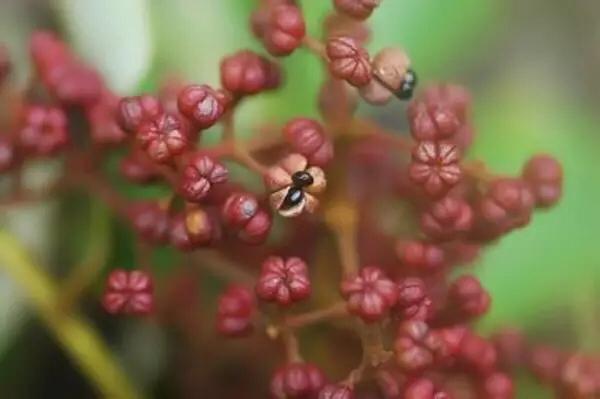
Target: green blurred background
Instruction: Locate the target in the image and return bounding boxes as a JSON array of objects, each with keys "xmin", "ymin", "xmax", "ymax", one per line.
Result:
[{"xmin": 0, "ymin": 0, "xmax": 599, "ymax": 397}]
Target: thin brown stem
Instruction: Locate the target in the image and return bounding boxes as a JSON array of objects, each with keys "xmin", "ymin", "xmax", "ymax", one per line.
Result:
[
  {"xmin": 302, "ymin": 35, "xmax": 328, "ymax": 60},
  {"xmin": 190, "ymin": 250, "xmax": 256, "ymax": 284},
  {"xmin": 285, "ymin": 301, "xmax": 348, "ymax": 329}
]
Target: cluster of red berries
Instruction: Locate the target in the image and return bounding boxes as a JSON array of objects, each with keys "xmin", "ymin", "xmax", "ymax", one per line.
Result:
[{"xmin": 0, "ymin": 0, "xmax": 583, "ymax": 398}]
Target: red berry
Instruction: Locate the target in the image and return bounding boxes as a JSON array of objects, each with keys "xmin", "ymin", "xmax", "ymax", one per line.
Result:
[
  {"xmin": 395, "ymin": 277, "xmax": 432, "ymax": 321},
  {"xmin": 239, "ymin": 208, "xmax": 272, "ymax": 245},
  {"xmin": 318, "ymin": 384, "xmax": 355, "ymax": 399},
  {"xmin": 222, "ymin": 192, "xmax": 273, "ymax": 245},
  {"xmin": 18, "ymin": 105, "xmax": 69, "ymax": 156},
  {"xmin": 447, "ymin": 275, "xmax": 491, "ymax": 320},
  {"xmin": 220, "ymin": 50, "xmax": 281, "ymax": 95},
  {"xmin": 409, "ymin": 141, "xmax": 461, "ymax": 198},
  {"xmin": 340, "ymin": 266, "xmax": 398, "ymax": 323},
  {"xmin": 480, "ymin": 372, "xmax": 514, "ymax": 399},
  {"xmin": 407, "ymin": 101, "xmax": 460, "ymax": 143},
  {"xmin": 559, "ymin": 355, "xmax": 600, "ymax": 399},
  {"xmin": 283, "ymin": 118, "xmax": 334, "ymax": 167},
  {"xmin": 29, "ymin": 31, "xmax": 102, "ymax": 105},
  {"xmin": 222, "ymin": 192, "xmax": 260, "ymax": 227},
  {"xmin": 522, "ymin": 154, "xmax": 563, "ymax": 208},
  {"xmin": 492, "ymin": 328, "xmax": 526, "ymax": 369},
  {"xmin": 0, "ymin": 137, "xmax": 17, "ymax": 173},
  {"xmin": 333, "ymin": 0, "xmax": 381, "ymax": 20},
  {"xmin": 477, "ymin": 178, "xmax": 534, "ymax": 235},
  {"xmin": 102, "ymin": 269, "xmax": 154, "ymax": 315},
  {"xmin": 527, "ymin": 345, "xmax": 565, "ymax": 383},
  {"xmin": 128, "ymin": 202, "xmax": 170, "ymax": 245},
  {"xmin": 177, "ymin": 84, "xmax": 229, "ymax": 129},
  {"xmin": 216, "ymin": 285, "xmax": 255, "ymax": 337},
  {"xmin": 137, "ymin": 113, "xmax": 189, "ymax": 163},
  {"xmin": 421, "ymin": 196, "xmax": 473, "ymax": 241},
  {"xmin": 256, "ymin": 256, "xmax": 311, "ymax": 306},
  {"xmin": 457, "ymin": 332, "xmax": 498, "ymax": 374},
  {"xmin": 120, "ymin": 153, "xmax": 159, "ymax": 184},
  {"xmin": 261, "ymin": 4, "xmax": 306, "ymax": 56},
  {"xmin": 184, "ymin": 208, "xmax": 221, "ymax": 246},
  {"xmin": 270, "ymin": 363, "xmax": 327, "ymax": 399},
  {"xmin": 87, "ymin": 93, "xmax": 127, "ymax": 145},
  {"xmin": 44, "ymin": 62, "xmax": 103, "ymax": 105},
  {"xmin": 116, "ymin": 95, "xmax": 163, "ymax": 133},
  {"xmin": 395, "ymin": 240, "xmax": 446, "ymax": 272},
  {"xmin": 394, "ymin": 320, "xmax": 437, "ymax": 372},
  {"xmin": 403, "ymin": 378, "xmax": 450, "ymax": 399},
  {"xmin": 326, "ymin": 36, "xmax": 371, "ymax": 87},
  {"xmin": 179, "ymin": 154, "xmax": 228, "ymax": 202}
]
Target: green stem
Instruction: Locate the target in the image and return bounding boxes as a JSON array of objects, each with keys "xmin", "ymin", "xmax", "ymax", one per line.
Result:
[{"xmin": 0, "ymin": 230, "xmax": 141, "ymax": 399}]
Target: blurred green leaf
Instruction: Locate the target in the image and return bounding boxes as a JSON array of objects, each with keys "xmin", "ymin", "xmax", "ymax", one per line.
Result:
[
  {"xmin": 56, "ymin": 0, "xmax": 153, "ymax": 92},
  {"xmin": 370, "ymin": 0, "xmax": 501, "ymax": 76},
  {"xmin": 470, "ymin": 76, "xmax": 600, "ymax": 330}
]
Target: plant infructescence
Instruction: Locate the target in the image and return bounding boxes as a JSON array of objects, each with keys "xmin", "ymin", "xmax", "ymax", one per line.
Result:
[{"xmin": 2, "ymin": 0, "xmax": 592, "ymax": 398}]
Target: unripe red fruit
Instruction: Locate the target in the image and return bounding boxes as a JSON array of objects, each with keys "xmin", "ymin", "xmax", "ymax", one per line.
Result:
[
  {"xmin": 216, "ymin": 285, "xmax": 255, "ymax": 337},
  {"xmin": 340, "ymin": 266, "xmax": 398, "ymax": 322},
  {"xmin": 0, "ymin": 137, "xmax": 17, "ymax": 173},
  {"xmin": 87, "ymin": 93, "xmax": 127, "ymax": 145},
  {"xmin": 477, "ymin": 178, "xmax": 534, "ymax": 234},
  {"xmin": 137, "ymin": 113, "xmax": 189, "ymax": 163},
  {"xmin": 326, "ymin": 36, "xmax": 372, "ymax": 87},
  {"xmin": 421, "ymin": 196, "xmax": 473, "ymax": 241},
  {"xmin": 522, "ymin": 154, "xmax": 563, "ymax": 209},
  {"xmin": 222, "ymin": 192, "xmax": 272, "ymax": 245},
  {"xmin": 270, "ymin": 362, "xmax": 327, "ymax": 399},
  {"xmin": 318, "ymin": 384, "xmax": 355, "ymax": 399},
  {"xmin": 409, "ymin": 141, "xmax": 461, "ymax": 198},
  {"xmin": 179, "ymin": 154, "xmax": 229, "ymax": 202},
  {"xmin": 333, "ymin": 0, "xmax": 381, "ymax": 20},
  {"xmin": 395, "ymin": 277, "xmax": 432, "ymax": 321},
  {"xmin": 18, "ymin": 105, "xmax": 69, "ymax": 156},
  {"xmin": 394, "ymin": 320, "xmax": 437, "ymax": 372},
  {"xmin": 492, "ymin": 328, "xmax": 526, "ymax": 369},
  {"xmin": 261, "ymin": 5, "xmax": 306, "ymax": 56},
  {"xmin": 29, "ymin": 31, "xmax": 102, "ymax": 105},
  {"xmin": 220, "ymin": 50, "xmax": 282, "ymax": 95},
  {"xmin": 44, "ymin": 63, "xmax": 103, "ymax": 105},
  {"xmin": 458, "ymin": 332, "xmax": 498, "ymax": 374},
  {"xmin": 395, "ymin": 239, "xmax": 446, "ymax": 272},
  {"xmin": 558, "ymin": 355, "xmax": 600, "ymax": 399},
  {"xmin": 116, "ymin": 95, "xmax": 163, "ymax": 133},
  {"xmin": 177, "ymin": 84, "xmax": 230, "ymax": 129},
  {"xmin": 102, "ymin": 269, "xmax": 154, "ymax": 315},
  {"xmin": 448, "ymin": 275, "xmax": 491, "ymax": 320},
  {"xmin": 128, "ymin": 202, "xmax": 170, "ymax": 245},
  {"xmin": 283, "ymin": 118, "xmax": 334, "ymax": 167},
  {"xmin": 222, "ymin": 192, "xmax": 260, "ymax": 227},
  {"xmin": 256, "ymin": 256, "xmax": 311, "ymax": 306},
  {"xmin": 239, "ymin": 208, "xmax": 272, "ymax": 245},
  {"xmin": 403, "ymin": 378, "xmax": 450, "ymax": 399},
  {"xmin": 184, "ymin": 208, "xmax": 221, "ymax": 246},
  {"xmin": 480, "ymin": 372, "xmax": 514, "ymax": 399},
  {"xmin": 408, "ymin": 101, "xmax": 460, "ymax": 142},
  {"xmin": 527, "ymin": 345, "xmax": 565, "ymax": 383},
  {"xmin": 30, "ymin": 31, "xmax": 69, "ymax": 73}
]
